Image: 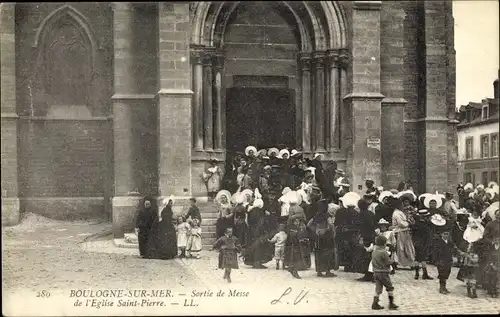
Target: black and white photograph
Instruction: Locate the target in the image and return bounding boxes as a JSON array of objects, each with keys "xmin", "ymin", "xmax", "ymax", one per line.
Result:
[{"xmin": 1, "ymin": 1, "xmax": 499, "ymax": 315}]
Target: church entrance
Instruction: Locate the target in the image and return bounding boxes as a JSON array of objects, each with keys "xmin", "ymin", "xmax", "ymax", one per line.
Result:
[{"xmin": 226, "ymin": 87, "xmax": 295, "ymax": 153}]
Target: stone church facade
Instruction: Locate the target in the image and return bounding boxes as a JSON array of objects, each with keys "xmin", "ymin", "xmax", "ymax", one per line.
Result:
[{"xmin": 1, "ymin": 2, "xmax": 458, "ymax": 236}]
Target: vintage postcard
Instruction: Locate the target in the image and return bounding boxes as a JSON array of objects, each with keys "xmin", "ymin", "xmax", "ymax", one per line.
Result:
[{"xmin": 2, "ymin": 1, "xmax": 499, "ymax": 316}]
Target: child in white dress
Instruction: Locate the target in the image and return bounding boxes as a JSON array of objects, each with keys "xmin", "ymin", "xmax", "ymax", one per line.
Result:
[
  {"xmin": 463, "ymin": 210, "xmax": 485, "ymax": 243},
  {"xmin": 176, "ymin": 216, "xmax": 190, "ymax": 258},
  {"xmin": 367, "ymin": 219, "xmax": 397, "ymax": 274},
  {"xmin": 187, "ymin": 218, "xmax": 202, "ymax": 258}
]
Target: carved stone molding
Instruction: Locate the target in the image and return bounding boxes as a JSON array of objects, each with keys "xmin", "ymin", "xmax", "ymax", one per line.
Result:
[
  {"xmin": 312, "ymin": 51, "xmax": 326, "ymax": 69},
  {"xmin": 298, "ymin": 52, "xmax": 312, "ymax": 71},
  {"xmin": 212, "ymin": 50, "xmax": 225, "ymax": 72},
  {"xmin": 326, "ymin": 49, "xmax": 340, "ymax": 68},
  {"xmin": 338, "ymin": 48, "xmax": 350, "ymax": 68}
]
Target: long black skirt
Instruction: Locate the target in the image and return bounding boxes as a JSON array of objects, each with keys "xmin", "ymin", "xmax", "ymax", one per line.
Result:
[
  {"xmin": 216, "ymin": 217, "xmax": 232, "ymax": 239},
  {"xmin": 138, "ymin": 230, "xmax": 150, "ymax": 257},
  {"xmin": 146, "ymin": 221, "xmax": 178, "ymax": 260}
]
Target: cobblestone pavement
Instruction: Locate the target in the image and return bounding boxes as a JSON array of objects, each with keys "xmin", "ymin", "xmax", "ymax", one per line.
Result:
[{"xmin": 3, "ymin": 215, "xmax": 500, "ymax": 315}]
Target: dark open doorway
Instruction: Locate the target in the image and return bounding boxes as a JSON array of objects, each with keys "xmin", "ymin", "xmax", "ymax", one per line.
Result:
[{"xmin": 226, "ymin": 87, "xmax": 296, "ymax": 153}]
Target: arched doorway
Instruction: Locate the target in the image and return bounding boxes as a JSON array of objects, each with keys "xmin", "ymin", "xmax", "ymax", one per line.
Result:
[
  {"xmin": 223, "ymin": 2, "xmax": 299, "ymax": 152},
  {"xmin": 190, "ymin": 1, "xmax": 348, "ymax": 159}
]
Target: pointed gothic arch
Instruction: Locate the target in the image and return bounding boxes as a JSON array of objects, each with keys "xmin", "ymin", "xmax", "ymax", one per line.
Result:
[{"xmin": 31, "ymin": 4, "xmax": 98, "ymax": 116}]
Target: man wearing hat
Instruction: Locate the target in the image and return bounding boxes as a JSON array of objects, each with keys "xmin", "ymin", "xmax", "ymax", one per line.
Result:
[
  {"xmin": 365, "ymin": 178, "xmax": 380, "ymax": 197},
  {"xmin": 412, "ymin": 209, "xmax": 434, "ymax": 280},
  {"xmin": 364, "ymin": 192, "xmax": 378, "ymax": 214}
]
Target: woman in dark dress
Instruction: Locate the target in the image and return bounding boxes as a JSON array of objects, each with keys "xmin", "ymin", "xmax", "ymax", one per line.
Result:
[
  {"xmin": 356, "ymin": 198, "xmax": 376, "ymax": 282},
  {"xmin": 135, "ymin": 196, "xmax": 156, "ymax": 258},
  {"xmin": 146, "ymin": 199, "xmax": 178, "ymax": 260},
  {"xmin": 307, "ymin": 198, "xmax": 338, "ymax": 277},
  {"xmin": 335, "ymin": 193, "xmax": 364, "ymax": 272},
  {"xmin": 232, "ymin": 195, "xmax": 248, "ymax": 247},
  {"xmin": 287, "ymin": 214, "xmax": 311, "ymax": 279},
  {"xmin": 243, "ymin": 199, "xmax": 275, "ymax": 268},
  {"xmin": 412, "ymin": 209, "xmax": 434, "ymax": 280}
]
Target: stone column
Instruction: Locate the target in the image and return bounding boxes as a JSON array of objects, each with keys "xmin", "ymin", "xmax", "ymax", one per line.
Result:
[
  {"xmin": 202, "ymin": 49, "xmax": 214, "ymax": 151},
  {"xmin": 1, "ymin": 3, "xmax": 20, "ymax": 226},
  {"xmin": 299, "ymin": 52, "xmax": 312, "ymax": 153},
  {"xmin": 213, "ymin": 51, "xmax": 225, "ymax": 151},
  {"xmin": 422, "ymin": 1, "xmax": 452, "ymax": 193},
  {"xmin": 327, "ymin": 50, "xmax": 340, "ymax": 151},
  {"xmin": 344, "ymin": 1, "xmax": 384, "ymax": 193},
  {"xmin": 381, "ymin": 98, "xmax": 407, "ymax": 189},
  {"xmin": 312, "ymin": 51, "xmax": 326, "ymax": 152},
  {"xmin": 111, "ymin": 2, "xmax": 142, "ymax": 238},
  {"xmin": 339, "ymin": 50, "xmax": 349, "ymax": 152},
  {"xmin": 190, "ymin": 45, "xmax": 204, "ymax": 150},
  {"xmin": 157, "ymin": 2, "xmax": 193, "ymax": 213}
]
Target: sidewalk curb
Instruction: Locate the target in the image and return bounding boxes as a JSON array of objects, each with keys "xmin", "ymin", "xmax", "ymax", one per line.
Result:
[{"xmin": 80, "ymin": 228, "xmax": 113, "ymax": 243}]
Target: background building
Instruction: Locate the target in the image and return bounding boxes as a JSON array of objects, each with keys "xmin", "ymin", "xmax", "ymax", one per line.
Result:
[
  {"xmin": 457, "ymin": 75, "xmax": 500, "ymax": 186},
  {"xmin": 1, "ymin": 2, "xmax": 457, "ymax": 238}
]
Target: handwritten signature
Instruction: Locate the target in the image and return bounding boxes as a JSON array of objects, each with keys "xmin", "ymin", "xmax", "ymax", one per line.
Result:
[{"xmin": 271, "ymin": 287, "xmax": 308, "ymax": 305}]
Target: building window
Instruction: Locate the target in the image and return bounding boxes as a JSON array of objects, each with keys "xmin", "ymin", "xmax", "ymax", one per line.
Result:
[
  {"xmin": 482, "ymin": 171, "xmax": 489, "ymax": 185},
  {"xmin": 491, "ymin": 133, "xmax": 498, "ymax": 157},
  {"xmin": 482, "ymin": 105, "xmax": 489, "ymax": 120},
  {"xmin": 481, "ymin": 135, "xmax": 489, "ymax": 158},
  {"xmin": 492, "ymin": 171, "xmax": 498, "ymax": 183},
  {"xmin": 465, "ymin": 137, "xmax": 473, "ymax": 160},
  {"xmin": 464, "ymin": 172, "xmax": 475, "ymax": 185}
]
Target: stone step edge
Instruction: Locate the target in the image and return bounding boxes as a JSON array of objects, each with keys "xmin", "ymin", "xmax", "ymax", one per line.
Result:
[{"xmin": 114, "ymin": 239, "xmax": 217, "ymax": 250}]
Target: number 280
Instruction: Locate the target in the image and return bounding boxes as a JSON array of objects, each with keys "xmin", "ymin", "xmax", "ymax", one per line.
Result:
[{"xmin": 36, "ymin": 290, "xmax": 50, "ymax": 298}]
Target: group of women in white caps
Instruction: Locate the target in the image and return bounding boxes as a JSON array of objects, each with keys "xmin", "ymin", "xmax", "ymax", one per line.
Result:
[{"xmin": 208, "ymin": 145, "xmax": 500, "ymax": 297}]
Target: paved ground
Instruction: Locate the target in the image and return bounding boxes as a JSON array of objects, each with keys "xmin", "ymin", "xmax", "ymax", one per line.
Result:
[{"xmin": 2, "ymin": 214, "xmax": 500, "ymax": 316}]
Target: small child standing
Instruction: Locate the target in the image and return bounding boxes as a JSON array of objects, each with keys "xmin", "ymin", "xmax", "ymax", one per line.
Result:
[
  {"xmin": 459, "ymin": 243, "xmax": 479, "ymax": 298},
  {"xmin": 212, "ymin": 227, "xmax": 241, "ymax": 283},
  {"xmin": 186, "ymin": 218, "xmax": 202, "ymax": 258},
  {"xmin": 377, "ymin": 219, "xmax": 397, "ymax": 274},
  {"xmin": 176, "ymin": 216, "xmax": 190, "ymax": 258},
  {"xmin": 371, "ymin": 235, "xmax": 398, "ymax": 310},
  {"xmin": 433, "ymin": 229, "xmax": 464, "ymax": 294},
  {"xmin": 463, "ymin": 210, "xmax": 485, "ymax": 243},
  {"xmin": 268, "ymin": 223, "xmax": 288, "ymax": 270}
]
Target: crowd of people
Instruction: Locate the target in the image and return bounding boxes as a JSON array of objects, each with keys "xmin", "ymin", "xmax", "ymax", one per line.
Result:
[{"xmin": 136, "ymin": 144, "xmax": 500, "ymax": 310}]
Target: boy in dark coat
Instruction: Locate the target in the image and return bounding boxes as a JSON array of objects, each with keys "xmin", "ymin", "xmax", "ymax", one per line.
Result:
[{"xmin": 433, "ymin": 229, "xmax": 465, "ymax": 294}]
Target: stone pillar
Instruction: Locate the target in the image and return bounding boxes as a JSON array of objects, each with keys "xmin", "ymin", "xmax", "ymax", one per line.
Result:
[
  {"xmin": 157, "ymin": 2, "xmax": 193, "ymax": 211},
  {"xmin": 339, "ymin": 50, "xmax": 348, "ymax": 151},
  {"xmin": 299, "ymin": 52, "xmax": 312, "ymax": 153},
  {"xmin": 312, "ymin": 51, "xmax": 326, "ymax": 152},
  {"xmin": 213, "ymin": 51, "xmax": 225, "ymax": 151},
  {"xmin": 380, "ymin": 2, "xmax": 407, "ymax": 190},
  {"xmin": 190, "ymin": 45, "xmax": 204, "ymax": 150},
  {"xmin": 202, "ymin": 49, "xmax": 214, "ymax": 151},
  {"xmin": 344, "ymin": 1, "xmax": 384, "ymax": 193},
  {"xmin": 1, "ymin": 3, "xmax": 20, "ymax": 226},
  {"xmin": 327, "ymin": 50, "xmax": 340, "ymax": 151},
  {"xmin": 422, "ymin": 1, "xmax": 451, "ymax": 193},
  {"xmin": 111, "ymin": 2, "xmax": 142, "ymax": 238},
  {"xmin": 381, "ymin": 98, "xmax": 407, "ymax": 189},
  {"xmin": 445, "ymin": 0, "xmax": 459, "ymax": 192}
]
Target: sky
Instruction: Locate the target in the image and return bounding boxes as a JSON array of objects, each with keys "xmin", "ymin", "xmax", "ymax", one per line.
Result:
[{"xmin": 454, "ymin": 0, "xmax": 499, "ymax": 107}]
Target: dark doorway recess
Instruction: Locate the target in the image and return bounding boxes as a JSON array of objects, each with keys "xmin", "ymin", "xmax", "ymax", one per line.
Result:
[{"xmin": 226, "ymin": 87, "xmax": 295, "ymax": 152}]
